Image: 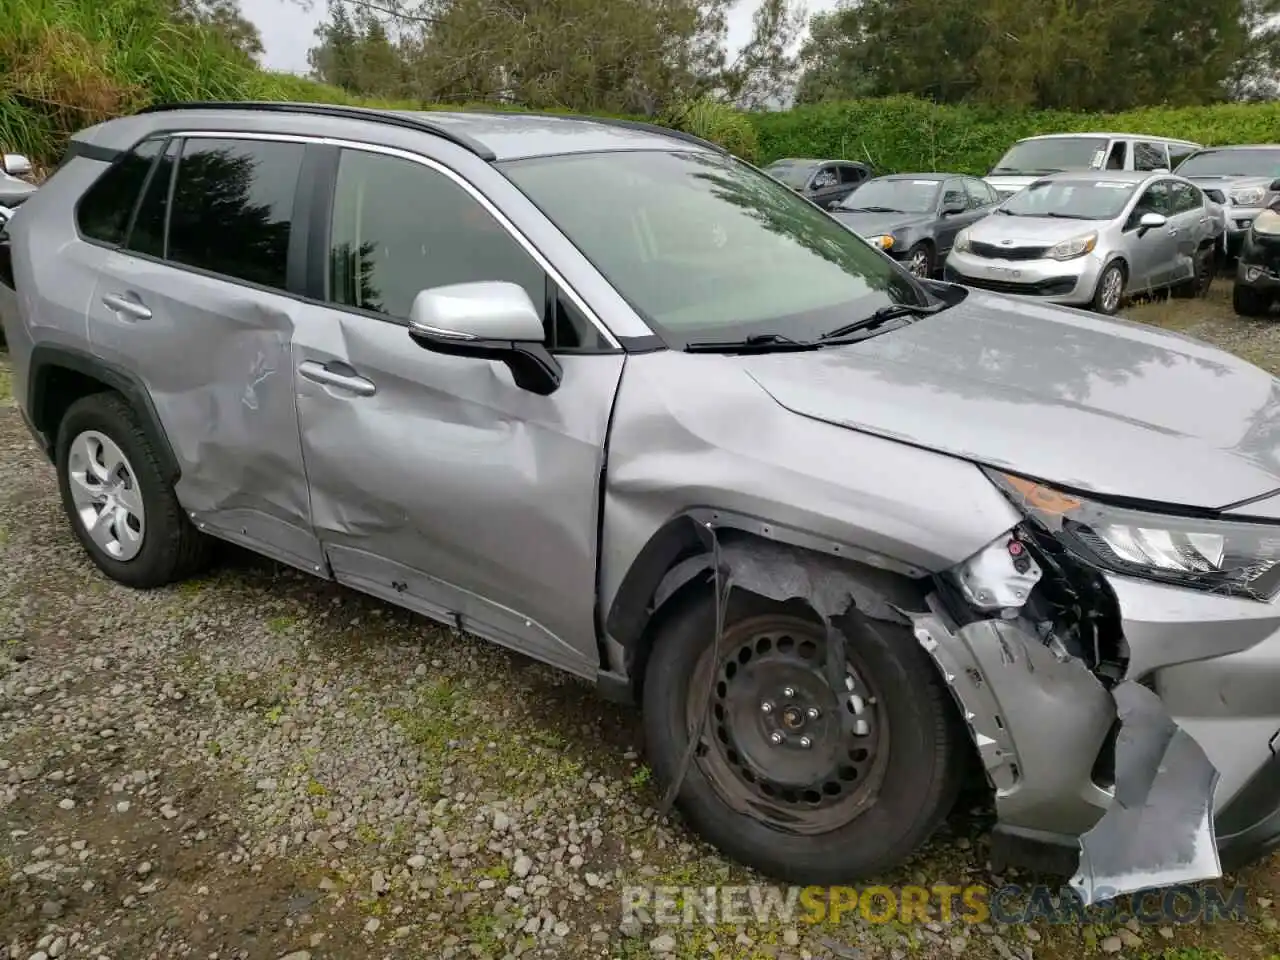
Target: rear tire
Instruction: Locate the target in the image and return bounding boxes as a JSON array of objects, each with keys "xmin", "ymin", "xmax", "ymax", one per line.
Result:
[
  {"xmin": 1091, "ymin": 261, "xmax": 1126, "ymax": 315},
  {"xmin": 642, "ymin": 588, "xmax": 965, "ymax": 884},
  {"xmin": 1233, "ymin": 282, "xmax": 1273, "ymax": 318},
  {"xmin": 55, "ymin": 392, "xmax": 210, "ymax": 588}
]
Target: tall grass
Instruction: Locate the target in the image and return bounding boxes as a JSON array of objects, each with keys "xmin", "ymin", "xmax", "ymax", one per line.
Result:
[{"xmin": 0, "ymin": 0, "xmax": 415, "ymax": 167}]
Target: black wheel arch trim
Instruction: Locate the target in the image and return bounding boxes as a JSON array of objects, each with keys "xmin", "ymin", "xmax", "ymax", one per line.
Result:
[
  {"xmin": 603, "ymin": 506, "xmax": 931, "ymax": 677},
  {"xmin": 27, "ymin": 344, "xmax": 181, "ymax": 483}
]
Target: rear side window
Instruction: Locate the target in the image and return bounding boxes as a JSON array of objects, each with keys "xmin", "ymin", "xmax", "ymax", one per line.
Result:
[
  {"xmin": 128, "ymin": 139, "xmax": 179, "ymax": 259},
  {"xmin": 1134, "ymin": 141, "xmax": 1169, "ymax": 172},
  {"xmin": 166, "ymin": 137, "xmax": 303, "ymax": 291},
  {"xmin": 76, "ymin": 139, "xmax": 164, "ymax": 245}
]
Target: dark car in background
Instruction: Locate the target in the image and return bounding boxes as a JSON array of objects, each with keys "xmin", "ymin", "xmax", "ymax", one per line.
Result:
[
  {"xmin": 829, "ymin": 173, "xmax": 1002, "ymax": 277},
  {"xmin": 763, "ymin": 157, "xmax": 874, "ymax": 209},
  {"xmin": 1232, "ymin": 207, "xmax": 1280, "ymax": 316}
]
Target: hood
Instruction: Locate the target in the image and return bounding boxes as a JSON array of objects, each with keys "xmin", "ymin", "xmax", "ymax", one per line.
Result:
[
  {"xmin": 738, "ymin": 292, "xmax": 1280, "ymax": 509},
  {"xmin": 966, "ymin": 213, "xmax": 1103, "ymax": 245},
  {"xmin": 829, "ymin": 210, "xmax": 931, "ymax": 238},
  {"xmin": 1179, "ymin": 174, "xmax": 1273, "ymax": 204}
]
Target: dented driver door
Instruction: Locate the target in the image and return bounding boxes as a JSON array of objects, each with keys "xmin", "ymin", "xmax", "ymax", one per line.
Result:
[{"xmin": 292, "ymin": 145, "xmax": 625, "ymax": 679}]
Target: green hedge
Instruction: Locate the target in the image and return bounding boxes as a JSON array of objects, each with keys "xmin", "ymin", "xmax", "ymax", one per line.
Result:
[{"xmin": 747, "ymin": 96, "xmax": 1280, "ymax": 174}]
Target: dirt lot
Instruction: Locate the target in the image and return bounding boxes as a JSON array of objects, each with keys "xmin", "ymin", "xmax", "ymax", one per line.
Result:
[{"xmin": 3, "ymin": 285, "xmax": 1280, "ymax": 960}]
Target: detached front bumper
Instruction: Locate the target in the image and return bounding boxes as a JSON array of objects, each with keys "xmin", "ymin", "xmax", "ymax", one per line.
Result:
[
  {"xmin": 943, "ymin": 250, "xmax": 1102, "ymax": 306},
  {"xmin": 915, "ymin": 538, "xmax": 1280, "ymax": 902},
  {"xmin": 1236, "ymin": 257, "xmax": 1280, "ymax": 291},
  {"xmin": 1224, "ymin": 205, "xmax": 1264, "ymax": 256}
]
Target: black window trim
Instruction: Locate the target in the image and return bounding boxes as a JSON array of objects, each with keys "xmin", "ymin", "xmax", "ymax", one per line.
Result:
[
  {"xmin": 71, "ymin": 134, "xmax": 168, "ymax": 249},
  {"xmin": 303, "ymin": 140, "xmax": 622, "ymax": 355},
  {"xmin": 121, "ymin": 136, "xmax": 178, "ymax": 256}
]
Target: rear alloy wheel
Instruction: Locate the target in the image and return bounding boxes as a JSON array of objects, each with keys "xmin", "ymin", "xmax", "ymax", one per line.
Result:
[
  {"xmin": 1233, "ymin": 282, "xmax": 1273, "ymax": 318},
  {"xmin": 643, "ymin": 590, "xmax": 964, "ymax": 884},
  {"xmin": 1092, "ymin": 262, "xmax": 1125, "ymax": 315},
  {"xmin": 905, "ymin": 243, "xmax": 934, "ymax": 279}
]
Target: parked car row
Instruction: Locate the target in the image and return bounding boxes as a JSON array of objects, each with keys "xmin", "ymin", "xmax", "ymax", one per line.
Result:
[{"xmin": 775, "ymin": 131, "xmax": 1280, "ymax": 319}]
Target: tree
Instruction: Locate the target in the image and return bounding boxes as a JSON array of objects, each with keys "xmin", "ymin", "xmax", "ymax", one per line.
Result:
[
  {"xmin": 170, "ymin": 0, "xmax": 264, "ymax": 61},
  {"xmin": 794, "ymin": 0, "xmax": 1268, "ymax": 110},
  {"xmin": 309, "ymin": 0, "xmax": 409, "ymax": 96},
  {"xmin": 721, "ymin": 0, "xmax": 807, "ymax": 109}
]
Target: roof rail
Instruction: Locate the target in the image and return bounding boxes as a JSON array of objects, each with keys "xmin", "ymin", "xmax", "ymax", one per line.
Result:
[
  {"xmin": 465, "ymin": 109, "xmax": 727, "ymax": 155},
  {"xmin": 135, "ymin": 101, "xmax": 497, "ymax": 161}
]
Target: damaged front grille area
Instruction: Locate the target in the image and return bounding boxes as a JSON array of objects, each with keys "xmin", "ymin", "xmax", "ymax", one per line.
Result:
[{"xmin": 918, "ymin": 522, "xmax": 1226, "ymax": 904}]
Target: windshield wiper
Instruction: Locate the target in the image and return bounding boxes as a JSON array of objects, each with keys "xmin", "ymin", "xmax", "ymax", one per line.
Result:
[
  {"xmin": 844, "ymin": 205, "xmax": 903, "ymax": 213},
  {"xmin": 819, "ymin": 301, "xmax": 946, "ymax": 342},
  {"xmin": 1041, "ymin": 212, "xmax": 1087, "ymax": 219},
  {"xmin": 684, "ymin": 333, "xmax": 817, "ymax": 354}
]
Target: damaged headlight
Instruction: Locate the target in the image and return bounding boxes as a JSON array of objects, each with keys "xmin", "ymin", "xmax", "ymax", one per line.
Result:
[{"xmin": 987, "ymin": 470, "xmax": 1280, "ymax": 600}]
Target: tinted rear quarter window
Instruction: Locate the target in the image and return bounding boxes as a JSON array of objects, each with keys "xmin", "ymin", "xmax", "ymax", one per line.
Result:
[
  {"xmin": 167, "ymin": 137, "xmax": 303, "ymax": 291},
  {"xmin": 128, "ymin": 139, "xmax": 180, "ymax": 259},
  {"xmin": 77, "ymin": 139, "xmax": 164, "ymax": 244}
]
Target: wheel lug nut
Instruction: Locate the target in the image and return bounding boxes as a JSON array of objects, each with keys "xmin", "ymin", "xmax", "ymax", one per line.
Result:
[
  {"xmin": 760, "ymin": 701, "xmax": 774, "ymax": 714},
  {"xmin": 807, "ymin": 707, "xmax": 820, "ymax": 719},
  {"xmin": 783, "ymin": 687, "xmax": 796, "ymax": 698},
  {"xmin": 769, "ymin": 732, "xmax": 785, "ymax": 745},
  {"xmin": 799, "ymin": 736, "xmax": 812, "ymax": 749}
]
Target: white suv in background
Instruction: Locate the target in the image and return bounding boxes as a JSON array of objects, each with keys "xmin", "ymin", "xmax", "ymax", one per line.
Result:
[{"xmin": 985, "ymin": 133, "xmax": 1202, "ymax": 199}]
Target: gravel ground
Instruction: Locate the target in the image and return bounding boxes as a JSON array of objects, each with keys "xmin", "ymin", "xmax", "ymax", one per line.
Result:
[{"xmin": 3, "ymin": 286, "xmax": 1280, "ymax": 960}]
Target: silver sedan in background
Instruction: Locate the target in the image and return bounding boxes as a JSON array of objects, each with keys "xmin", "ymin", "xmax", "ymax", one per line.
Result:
[{"xmin": 944, "ymin": 171, "xmax": 1222, "ymax": 314}]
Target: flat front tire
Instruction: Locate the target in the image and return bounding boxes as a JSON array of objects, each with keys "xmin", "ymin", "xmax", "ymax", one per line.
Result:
[
  {"xmin": 55, "ymin": 392, "xmax": 209, "ymax": 588},
  {"xmin": 642, "ymin": 589, "xmax": 965, "ymax": 884}
]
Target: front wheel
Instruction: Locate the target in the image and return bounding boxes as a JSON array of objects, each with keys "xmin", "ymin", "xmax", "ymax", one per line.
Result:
[
  {"xmin": 642, "ymin": 590, "xmax": 964, "ymax": 884},
  {"xmin": 1233, "ymin": 282, "xmax": 1273, "ymax": 318},
  {"xmin": 1091, "ymin": 262, "xmax": 1126, "ymax": 315},
  {"xmin": 905, "ymin": 243, "xmax": 934, "ymax": 279}
]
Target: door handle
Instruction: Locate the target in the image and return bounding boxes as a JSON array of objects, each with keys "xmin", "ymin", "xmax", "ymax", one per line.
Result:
[
  {"xmin": 101, "ymin": 293, "xmax": 152, "ymax": 321},
  {"xmin": 1167, "ymin": 228, "xmax": 1179, "ymax": 236},
  {"xmin": 298, "ymin": 360, "xmax": 376, "ymax": 397}
]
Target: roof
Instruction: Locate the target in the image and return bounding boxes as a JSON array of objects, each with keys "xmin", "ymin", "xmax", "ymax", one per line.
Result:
[
  {"xmin": 133, "ymin": 101, "xmax": 722, "ymax": 162},
  {"xmin": 878, "ymin": 172, "xmax": 961, "ymax": 180},
  {"xmin": 1016, "ymin": 132, "xmax": 1200, "ymax": 145},
  {"xmin": 766, "ymin": 157, "xmax": 866, "ymax": 166}
]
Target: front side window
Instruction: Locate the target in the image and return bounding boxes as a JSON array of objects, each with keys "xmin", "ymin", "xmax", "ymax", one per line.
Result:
[
  {"xmin": 990, "ymin": 137, "xmax": 1109, "ymax": 176},
  {"xmin": 1001, "ymin": 179, "xmax": 1140, "ymax": 220},
  {"xmin": 77, "ymin": 139, "xmax": 164, "ymax": 245},
  {"xmin": 1133, "ymin": 180, "xmax": 1173, "ymax": 218},
  {"xmin": 328, "ymin": 149, "xmax": 545, "ymax": 322},
  {"xmin": 1175, "ymin": 147, "xmax": 1280, "ymax": 179},
  {"xmin": 810, "ymin": 166, "xmax": 839, "ymax": 190},
  {"xmin": 940, "ymin": 180, "xmax": 967, "ymax": 211},
  {"xmin": 166, "ymin": 137, "xmax": 302, "ymax": 291},
  {"xmin": 1170, "ymin": 181, "xmax": 1202, "ymax": 215},
  {"xmin": 962, "ymin": 178, "xmax": 992, "ymax": 208},
  {"xmin": 501, "ymin": 149, "xmax": 923, "ymax": 346},
  {"xmin": 837, "ymin": 177, "xmax": 940, "ymax": 214},
  {"xmin": 838, "ymin": 164, "xmax": 866, "ymax": 185}
]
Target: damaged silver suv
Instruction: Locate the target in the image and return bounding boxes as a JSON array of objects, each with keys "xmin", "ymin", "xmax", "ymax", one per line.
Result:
[{"xmin": 4, "ymin": 102, "xmax": 1280, "ymax": 902}]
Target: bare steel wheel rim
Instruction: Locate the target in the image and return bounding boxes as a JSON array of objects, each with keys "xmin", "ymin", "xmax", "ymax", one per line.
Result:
[
  {"xmin": 687, "ymin": 615, "xmax": 888, "ymax": 835},
  {"xmin": 1100, "ymin": 267, "xmax": 1123, "ymax": 312},
  {"xmin": 908, "ymin": 249, "xmax": 931, "ymax": 277},
  {"xmin": 67, "ymin": 430, "xmax": 145, "ymax": 561}
]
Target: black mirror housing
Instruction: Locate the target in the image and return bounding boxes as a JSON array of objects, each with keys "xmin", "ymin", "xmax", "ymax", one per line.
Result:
[{"xmin": 408, "ymin": 330, "xmax": 563, "ymax": 396}]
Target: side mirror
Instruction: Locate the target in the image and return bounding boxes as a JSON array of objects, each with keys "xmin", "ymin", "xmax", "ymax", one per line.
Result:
[
  {"xmin": 1269, "ymin": 179, "xmax": 1280, "ymax": 192},
  {"xmin": 2, "ymin": 154, "xmax": 31, "ymax": 178},
  {"xmin": 407, "ymin": 281, "xmax": 561, "ymax": 395},
  {"xmin": 1139, "ymin": 212, "xmax": 1167, "ymax": 231},
  {"xmin": 941, "ymin": 202, "xmax": 967, "ymax": 216}
]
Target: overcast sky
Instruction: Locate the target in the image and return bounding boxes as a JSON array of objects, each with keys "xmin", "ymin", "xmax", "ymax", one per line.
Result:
[{"xmin": 242, "ymin": 0, "xmax": 839, "ymax": 74}]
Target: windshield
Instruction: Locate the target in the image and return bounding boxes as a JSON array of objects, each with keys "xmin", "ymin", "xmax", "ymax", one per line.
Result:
[
  {"xmin": 991, "ymin": 137, "xmax": 1109, "ymax": 176},
  {"xmin": 764, "ymin": 160, "xmax": 817, "ymax": 189},
  {"xmin": 1000, "ymin": 179, "xmax": 1138, "ymax": 220},
  {"xmin": 501, "ymin": 150, "xmax": 923, "ymax": 345},
  {"xmin": 837, "ymin": 178, "xmax": 940, "ymax": 213},
  {"xmin": 1176, "ymin": 148, "xmax": 1280, "ymax": 178}
]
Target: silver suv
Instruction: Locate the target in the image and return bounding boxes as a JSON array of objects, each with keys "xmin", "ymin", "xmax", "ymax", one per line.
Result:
[{"xmin": 4, "ymin": 102, "xmax": 1280, "ymax": 899}]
